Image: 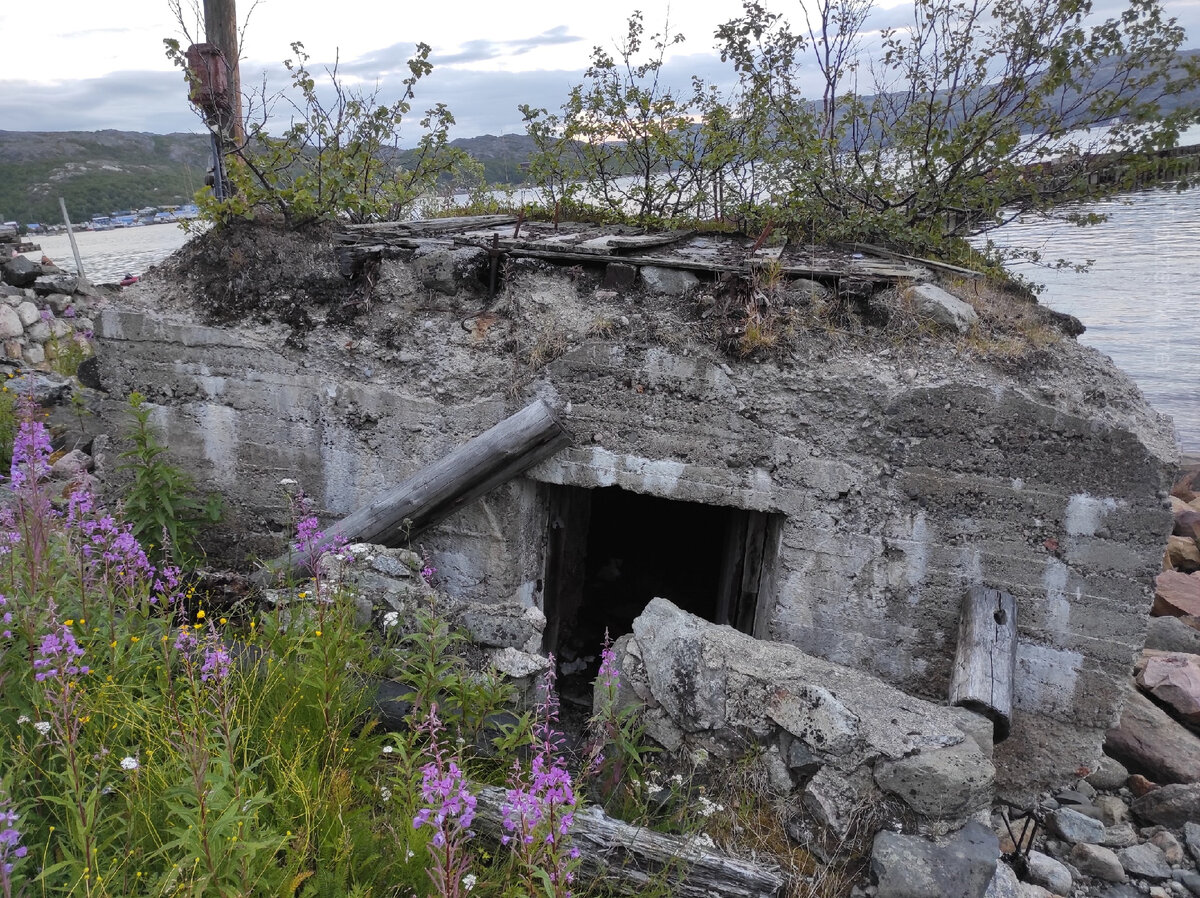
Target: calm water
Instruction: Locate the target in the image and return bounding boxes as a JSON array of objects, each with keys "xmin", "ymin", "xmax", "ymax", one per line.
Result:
[
  {"xmin": 22, "ymin": 224, "xmax": 194, "ymax": 285},
  {"xmin": 982, "ymin": 187, "xmax": 1200, "ymax": 452},
  {"xmin": 20, "ymin": 194, "xmax": 1200, "ymax": 451}
]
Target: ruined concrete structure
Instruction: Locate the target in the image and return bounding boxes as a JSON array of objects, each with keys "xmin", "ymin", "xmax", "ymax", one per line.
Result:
[{"xmin": 93, "ymin": 218, "xmax": 1177, "ymax": 799}]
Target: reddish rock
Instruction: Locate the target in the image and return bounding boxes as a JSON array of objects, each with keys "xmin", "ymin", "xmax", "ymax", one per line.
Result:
[
  {"xmin": 1172, "ymin": 469, "xmax": 1198, "ymax": 503},
  {"xmin": 1175, "ymin": 503, "xmax": 1200, "ymax": 544},
  {"xmin": 1136, "ymin": 652, "xmax": 1200, "ymax": 725},
  {"xmin": 1128, "ymin": 774, "xmax": 1159, "ymax": 797},
  {"xmin": 1153, "ymin": 571, "xmax": 1200, "ymax": 617},
  {"xmin": 1105, "ymin": 687, "xmax": 1200, "ymax": 785}
]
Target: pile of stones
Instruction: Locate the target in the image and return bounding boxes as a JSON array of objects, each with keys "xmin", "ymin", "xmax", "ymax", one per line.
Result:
[{"xmin": 0, "ymin": 254, "xmax": 96, "ymax": 368}]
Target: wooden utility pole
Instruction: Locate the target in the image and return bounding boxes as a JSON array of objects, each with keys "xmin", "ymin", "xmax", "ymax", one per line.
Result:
[{"xmin": 203, "ymin": 0, "xmax": 243, "ymax": 142}]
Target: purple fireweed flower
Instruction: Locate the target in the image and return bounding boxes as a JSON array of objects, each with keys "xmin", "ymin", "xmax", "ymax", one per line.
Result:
[
  {"xmin": 33, "ymin": 624, "xmax": 88, "ymax": 682},
  {"xmin": 173, "ymin": 627, "xmax": 198, "ymax": 653},
  {"xmin": 38, "ymin": 309, "xmax": 51, "ymax": 322},
  {"xmin": 413, "ymin": 759, "xmax": 477, "ymax": 844},
  {"xmin": 63, "ymin": 306, "xmax": 76, "ymax": 319},
  {"xmin": 0, "ymin": 793, "xmax": 28, "ymax": 877},
  {"xmin": 9, "ymin": 415, "xmax": 52, "ymax": 491},
  {"xmin": 597, "ymin": 631, "xmax": 620, "ymax": 692},
  {"xmin": 420, "ymin": 564, "xmax": 437, "ymax": 584},
  {"xmin": 0, "ymin": 593, "xmax": 11, "ymax": 639},
  {"xmin": 199, "ymin": 644, "xmax": 232, "ymax": 683}
]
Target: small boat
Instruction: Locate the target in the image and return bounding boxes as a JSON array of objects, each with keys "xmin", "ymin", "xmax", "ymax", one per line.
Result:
[{"xmin": 119, "ymin": 273, "xmax": 139, "ymax": 287}]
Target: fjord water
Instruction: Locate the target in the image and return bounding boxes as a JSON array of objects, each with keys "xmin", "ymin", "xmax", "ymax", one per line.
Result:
[
  {"xmin": 25, "ymin": 187, "xmax": 1200, "ymax": 451},
  {"xmin": 982, "ymin": 185, "xmax": 1200, "ymax": 452}
]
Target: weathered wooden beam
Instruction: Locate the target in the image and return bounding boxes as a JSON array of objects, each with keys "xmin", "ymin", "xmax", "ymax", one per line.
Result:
[
  {"xmin": 472, "ymin": 785, "xmax": 785, "ymax": 898},
  {"xmin": 949, "ymin": 586, "xmax": 1018, "ymax": 741},
  {"xmin": 257, "ymin": 399, "xmax": 571, "ymax": 584}
]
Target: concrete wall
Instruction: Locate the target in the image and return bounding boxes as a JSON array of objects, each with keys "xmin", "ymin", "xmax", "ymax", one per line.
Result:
[{"xmin": 94, "ymin": 258, "xmax": 1177, "ymax": 798}]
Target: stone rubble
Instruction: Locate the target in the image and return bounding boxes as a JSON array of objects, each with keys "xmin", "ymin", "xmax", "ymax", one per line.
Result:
[{"xmin": 0, "ymin": 253, "xmax": 97, "ymax": 368}]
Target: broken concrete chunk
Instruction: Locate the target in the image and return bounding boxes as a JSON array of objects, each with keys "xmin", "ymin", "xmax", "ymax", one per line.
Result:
[
  {"xmin": 905, "ymin": 283, "xmax": 979, "ymax": 333},
  {"xmin": 874, "ymin": 739, "xmax": 995, "ymax": 820},
  {"xmin": 640, "ymin": 265, "xmax": 699, "ymax": 296},
  {"xmin": 870, "ymin": 822, "xmax": 999, "ymax": 898}
]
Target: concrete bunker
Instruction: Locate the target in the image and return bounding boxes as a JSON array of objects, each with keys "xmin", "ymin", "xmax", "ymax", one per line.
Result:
[
  {"xmin": 91, "ymin": 215, "xmax": 1179, "ymax": 801},
  {"xmin": 541, "ymin": 482, "xmax": 783, "ymax": 659}
]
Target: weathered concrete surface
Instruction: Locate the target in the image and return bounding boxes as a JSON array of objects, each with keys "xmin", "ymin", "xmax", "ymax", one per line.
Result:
[
  {"xmin": 91, "ymin": 225, "xmax": 1178, "ymax": 799},
  {"xmin": 615, "ymin": 599, "xmax": 994, "ymax": 833}
]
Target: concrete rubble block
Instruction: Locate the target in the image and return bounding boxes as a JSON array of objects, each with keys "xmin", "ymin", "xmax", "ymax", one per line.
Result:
[
  {"xmin": 458, "ymin": 602, "xmax": 546, "ymax": 652},
  {"xmin": 873, "ymin": 740, "xmax": 996, "ymax": 821},
  {"xmin": 1024, "ymin": 850, "xmax": 1073, "ymax": 895},
  {"xmin": 410, "ymin": 246, "xmax": 487, "ymax": 295},
  {"xmin": 1136, "ymin": 651, "xmax": 1200, "ymax": 725},
  {"xmin": 621, "ymin": 598, "xmax": 991, "ymax": 831},
  {"xmin": 32, "ymin": 274, "xmax": 77, "ymax": 296},
  {"xmin": 0, "ymin": 305, "xmax": 22, "ymax": 339},
  {"xmin": 1, "ymin": 255, "xmax": 40, "ymax": 288},
  {"xmin": 1070, "ymin": 842, "xmax": 1127, "ymax": 882},
  {"xmin": 1116, "ymin": 842, "xmax": 1173, "ymax": 881},
  {"xmin": 1046, "ymin": 806, "xmax": 1106, "ymax": 844},
  {"xmin": 1131, "ymin": 783, "xmax": 1200, "ymax": 828},
  {"xmin": 870, "ymin": 821, "xmax": 999, "ymax": 898},
  {"xmin": 601, "ymin": 262, "xmax": 638, "ymax": 290},
  {"xmin": 15, "ymin": 301, "xmax": 40, "ymax": 327},
  {"xmin": 640, "ymin": 265, "xmax": 699, "ymax": 296},
  {"xmin": 1105, "ymin": 686, "xmax": 1200, "ymax": 785},
  {"xmin": 905, "ymin": 283, "xmax": 979, "ymax": 333}
]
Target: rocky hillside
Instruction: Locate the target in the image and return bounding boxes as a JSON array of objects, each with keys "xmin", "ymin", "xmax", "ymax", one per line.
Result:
[{"xmin": 0, "ymin": 130, "xmax": 213, "ymax": 225}]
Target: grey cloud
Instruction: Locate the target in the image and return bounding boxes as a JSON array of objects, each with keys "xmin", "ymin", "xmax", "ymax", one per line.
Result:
[
  {"xmin": 0, "ymin": 71, "xmax": 202, "ymax": 132},
  {"xmin": 340, "ymin": 25, "xmax": 583, "ymax": 77}
]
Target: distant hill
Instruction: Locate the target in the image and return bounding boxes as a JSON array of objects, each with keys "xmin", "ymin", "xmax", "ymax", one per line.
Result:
[
  {"xmin": 0, "ymin": 130, "xmax": 540, "ymax": 225},
  {"xmin": 0, "ymin": 130, "xmax": 212, "ymax": 225}
]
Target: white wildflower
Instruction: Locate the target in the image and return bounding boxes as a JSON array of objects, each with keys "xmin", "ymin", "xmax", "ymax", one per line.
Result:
[
  {"xmin": 695, "ymin": 796, "xmax": 724, "ymax": 818},
  {"xmin": 670, "ymin": 773, "xmax": 684, "ymax": 787},
  {"xmin": 120, "ymin": 756, "xmax": 139, "ymax": 771},
  {"xmin": 16, "ymin": 715, "xmax": 30, "ymax": 725},
  {"xmin": 380, "ymin": 786, "xmax": 392, "ymax": 802},
  {"xmin": 34, "ymin": 721, "xmax": 50, "ymax": 735},
  {"xmin": 405, "ymin": 849, "xmax": 415, "ymax": 861},
  {"xmin": 381, "ymin": 611, "xmax": 400, "ymax": 629},
  {"xmin": 461, "ymin": 874, "xmax": 477, "ymax": 893},
  {"xmin": 279, "ymin": 478, "xmax": 298, "ymax": 487},
  {"xmin": 692, "ymin": 833, "xmax": 716, "ymax": 850},
  {"xmin": 381, "ymin": 745, "xmax": 395, "ymax": 754}
]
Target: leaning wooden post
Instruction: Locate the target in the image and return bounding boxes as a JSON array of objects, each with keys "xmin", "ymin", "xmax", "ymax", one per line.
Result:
[
  {"xmin": 256, "ymin": 399, "xmax": 571, "ymax": 585},
  {"xmin": 949, "ymin": 586, "xmax": 1018, "ymax": 741},
  {"xmin": 203, "ymin": 0, "xmax": 243, "ymax": 142},
  {"xmin": 57, "ymin": 197, "xmax": 88, "ymax": 288}
]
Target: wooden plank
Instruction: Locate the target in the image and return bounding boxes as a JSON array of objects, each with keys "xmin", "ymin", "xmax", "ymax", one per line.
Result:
[
  {"xmin": 948, "ymin": 586, "xmax": 1017, "ymax": 741},
  {"xmin": 850, "ymin": 243, "xmax": 981, "ymax": 279},
  {"xmin": 255, "ymin": 400, "xmax": 572, "ymax": 584},
  {"xmin": 473, "ymin": 785, "xmax": 784, "ymax": 898}
]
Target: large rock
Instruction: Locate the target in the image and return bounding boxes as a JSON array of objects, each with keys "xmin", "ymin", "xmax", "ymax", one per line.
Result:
[
  {"xmin": 1168, "ymin": 536, "xmax": 1200, "ymax": 572},
  {"xmin": 1136, "ymin": 651, "xmax": 1200, "ymax": 725},
  {"xmin": 1047, "ymin": 806, "xmax": 1105, "ymax": 844},
  {"xmin": 1, "ymin": 255, "xmax": 40, "ymax": 287},
  {"xmin": 1116, "ymin": 842, "xmax": 1172, "ymax": 880},
  {"xmin": 1086, "ymin": 755, "xmax": 1130, "ymax": 791},
  {"xmin": 1154, "ymin": 570, "xmax": 1200, "ymax": 616},
  {"xmin": 620, "ymin": 599, "xmax": 992, "ymax": 831},
  {"xmin": 1070, "ymin": 842, "xmax": 1127, "ymax": 882},
  {"xmin": 871, "ymin": 822, "xmax": 999, "ymax": 898},
  {"xmin": 1105, "ymin": 686, "xmax": 1200, "ymax": 784},
  {"xmin": 410, "ymin": 246, "xmax": 487, "ymax": 295},
  {"xmin": 1024, "ymin": 850, "xmax": 1072, "ymax": 895},
  {"xmin": 1145, "ymin": 616, "xmax": 1200, "ymax": 655},
  {"xmin": 0, "ymin": 305, "xmax": 22, "ymax": 339},
  {"xmin": 1131, "ymin": 783, "xmax": 1200, "ymax": 827},
  {"xmin": 32, "ymin": 273, "xmax": 77, "ymax": 296},
  {"xmin": 905, "ymin": 284, "xmax": 979, "ymax": 333}
]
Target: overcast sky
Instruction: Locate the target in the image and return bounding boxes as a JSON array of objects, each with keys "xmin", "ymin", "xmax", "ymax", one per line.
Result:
[{"xmin": 1, "ymin": 0, "xmax": 1198, "ymax": 139}]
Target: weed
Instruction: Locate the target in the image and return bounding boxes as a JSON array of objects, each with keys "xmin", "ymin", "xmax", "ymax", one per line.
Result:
[{"xmin": 118, "ymin": 391, "xmax": 221, "ymax": 566}]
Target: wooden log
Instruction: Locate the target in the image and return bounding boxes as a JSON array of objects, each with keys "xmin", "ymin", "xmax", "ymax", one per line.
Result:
[
  {"xmin": 472, "ymin": 785, "xmax": 785, "ymax": 898},
  {"xmin": 257, "ymin": 400, "xmax": 571, "ymax": 584},
  {"xmin": 948, "ymin": 586, "xmax": 1017, "ymax": 741}
]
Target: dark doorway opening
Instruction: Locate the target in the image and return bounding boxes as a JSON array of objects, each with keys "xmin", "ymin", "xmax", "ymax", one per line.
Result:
[{"xmin": 542, "ymin": 484, "xmax": 781, "ymax": 664}]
